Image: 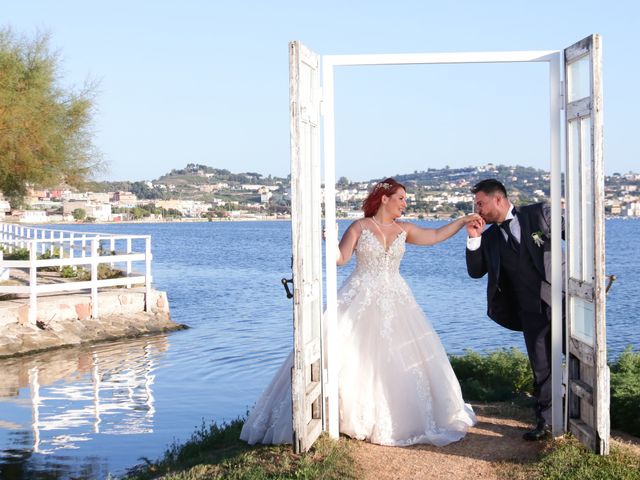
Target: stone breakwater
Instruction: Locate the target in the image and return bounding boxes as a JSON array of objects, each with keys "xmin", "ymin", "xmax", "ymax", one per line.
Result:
[{"xmin": 0, "ymin": 288, "xmax": 186, "ymax": 358}]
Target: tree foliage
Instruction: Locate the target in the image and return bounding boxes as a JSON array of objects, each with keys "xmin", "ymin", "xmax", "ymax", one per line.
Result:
[
  {"xmin": 0, "ymin": 28, "xmax": 102, "ymax": 206},
  {"xmin": 72, "ymin": 208, "xmax": 86, "ymax": 221}
]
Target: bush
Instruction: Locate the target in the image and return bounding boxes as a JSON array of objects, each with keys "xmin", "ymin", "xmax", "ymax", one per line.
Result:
[
  {"xmin": 60, "ymin": 265, "xmax": 78, "ymax": 278},
  {"xmin": 38, "ymin": 248, "xmax": 61, "ymax": 272},
  {"xmin": 1, "ymin": 247, "xmax": 30, "ymax": 260},
  {"xmin": 70, "ymin": 263, "xmax": 126, "ymax": 282},
  {"xmin": 610, "ymin": 346, "xmax": 640, "ymax": 437},
  {"xmin": 449, "ymin": 348, "xmax": 534, "ymax": 401}
]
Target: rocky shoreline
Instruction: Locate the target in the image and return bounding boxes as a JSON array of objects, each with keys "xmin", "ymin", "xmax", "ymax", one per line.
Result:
[{"xmin": 0, "ymin": 288, "xmax": 186, "ymax": 358}]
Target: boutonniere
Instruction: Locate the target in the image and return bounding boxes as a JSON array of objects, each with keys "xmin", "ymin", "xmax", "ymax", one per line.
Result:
[{"xmin": 531, "ymin": 231, "xmax": 545, "ymax": 247}]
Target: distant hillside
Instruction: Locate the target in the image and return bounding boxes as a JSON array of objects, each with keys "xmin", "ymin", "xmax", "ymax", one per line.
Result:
[
  {"xmin": 88, "ymin": 163, "xmax": 639, "ymax": 206},
  {"xmin": 156, "ymin": 163, "xmax": 287, "ymax": 186}
]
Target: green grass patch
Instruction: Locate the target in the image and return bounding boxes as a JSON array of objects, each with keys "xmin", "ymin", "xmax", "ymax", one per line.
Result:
[
  {"xmin": 508, "ymin": 435, "xmax": 640, "ymax": 480},
  {"xmin": 124, "ymin": 418, "xmax": 357, "ymax": 480},
  {"xmin": 610, "ymin": 346, "xmax": 640, "ymax": 437},
  {"xmin": 449, "ymin": 347, "xmax": 534, "ymax": 401},
  {"xmin": 451, "ymin": 347, "xmax": 640, "ymax": 439}
]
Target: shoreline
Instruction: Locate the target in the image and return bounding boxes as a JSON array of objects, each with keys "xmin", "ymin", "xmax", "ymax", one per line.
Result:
[{"xmin": 3, "ymin": 214, "xmax": 639, "ymax": 226}]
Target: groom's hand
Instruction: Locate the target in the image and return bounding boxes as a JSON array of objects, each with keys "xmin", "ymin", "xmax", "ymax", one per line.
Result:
[{"xmin": 466, "ymin": 217, "xmax": 485, "ymax": 237}]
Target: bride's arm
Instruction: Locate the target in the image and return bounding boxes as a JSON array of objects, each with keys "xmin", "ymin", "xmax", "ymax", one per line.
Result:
[
  {"xmin": 404, "ymin": 214, "xmax": 482, "ymax": 246},
  {"xmin": 337, "ymin": 221, "xmax": 362, "ymax": 265}
]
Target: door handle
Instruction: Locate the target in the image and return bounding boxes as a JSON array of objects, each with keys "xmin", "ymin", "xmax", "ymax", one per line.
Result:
[
  {"xmin": 605, "ymin": 274, "xmax": 616, "ymax": 294},
  {"xmin": 281, "ymin": 277, "xmax": 294, "ymax": 299}
]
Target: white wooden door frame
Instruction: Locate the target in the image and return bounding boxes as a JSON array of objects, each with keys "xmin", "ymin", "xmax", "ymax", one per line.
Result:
[
  {"xmin": 320, "ymin": 49, "xmax": 566, "ymax": 439},
  {"xmin": 289, "ymin": 41, "xmax": 324, "ymax": 453},
  {"xmin": 563, "ymin": 34, "xmax": 609, "ymax": 454}
]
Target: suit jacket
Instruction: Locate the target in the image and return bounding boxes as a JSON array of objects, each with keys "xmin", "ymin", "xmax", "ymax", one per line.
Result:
[{"xmin": 466, "ymin": 203, "xmax": 556, "ymax": 331}]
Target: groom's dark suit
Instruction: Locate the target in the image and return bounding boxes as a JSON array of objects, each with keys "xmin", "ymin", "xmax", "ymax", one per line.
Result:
[{"xmin": 466, "ymin": 202, "xmax": 557, "ymax": 425}]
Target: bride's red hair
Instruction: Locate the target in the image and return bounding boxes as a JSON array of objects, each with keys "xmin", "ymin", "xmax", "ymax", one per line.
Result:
[{"xmin": 361, "ymin": 178, "xmax": 406, "ymax": 217}]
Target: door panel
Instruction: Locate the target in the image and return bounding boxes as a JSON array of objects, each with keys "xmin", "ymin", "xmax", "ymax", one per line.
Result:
[
  {"xmin": 289, "ymin": 41, "xmax": 324, "ymax": 453},
  {"xmin": 564, "ymin": 34, "xmax": 609, "ymax": 454}
]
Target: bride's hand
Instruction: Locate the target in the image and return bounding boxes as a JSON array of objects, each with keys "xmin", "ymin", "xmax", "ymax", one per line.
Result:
[
  {"xmin": 322, "ymin": 223, "xmax": 339, "ymax": 241},
  {"xmin": 465, "ymin": 215, "xmax": 485, "ymax": 237},
  {"xmin": 460, "ymin": 213, "xmax": 482, "ymax": 225}
]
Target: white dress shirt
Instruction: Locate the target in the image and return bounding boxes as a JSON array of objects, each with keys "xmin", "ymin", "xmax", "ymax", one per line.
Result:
[{"xmin": 467, "ymin": 202, "xmax": 519, "ymax": 251}]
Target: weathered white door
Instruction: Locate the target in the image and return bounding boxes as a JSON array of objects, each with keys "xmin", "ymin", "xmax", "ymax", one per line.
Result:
[
  {"xmin": 288, "ymin": 40, "xmax": 324, "ymax": 453},
  {"xmin": 564, "ymin": 34, "xmax": 609, "ymax": 454}
]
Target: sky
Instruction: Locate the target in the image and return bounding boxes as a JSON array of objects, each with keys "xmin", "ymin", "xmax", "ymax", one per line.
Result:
[{"xmin": 4, "ymin": 1, "xmax": 639, "ymax": 182}]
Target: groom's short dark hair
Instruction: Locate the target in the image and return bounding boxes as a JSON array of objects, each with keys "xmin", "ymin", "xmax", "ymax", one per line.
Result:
[{"xmin": 471, "ymin": 179, "xmax": 508, "ymax": 198}]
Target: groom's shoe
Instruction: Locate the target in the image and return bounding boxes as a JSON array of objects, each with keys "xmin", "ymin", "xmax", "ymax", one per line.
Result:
[{"xmin": 522, "ymin": 423, "xmax": 551, "ymax": 441}]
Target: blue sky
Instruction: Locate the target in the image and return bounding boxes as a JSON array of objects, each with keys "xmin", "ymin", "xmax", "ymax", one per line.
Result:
[{"xmin": 4, "ymin": 1, "xmax": 638, "ymax": 182}]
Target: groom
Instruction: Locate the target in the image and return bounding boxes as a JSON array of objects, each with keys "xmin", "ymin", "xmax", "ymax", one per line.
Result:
[{"xmin": 465, "ymin": 179, "xmax": 557, "ymax": 441}]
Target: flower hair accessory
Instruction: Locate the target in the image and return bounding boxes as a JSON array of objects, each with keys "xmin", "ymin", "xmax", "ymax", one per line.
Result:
[
  {"xmin": 376, "ymin": 182, "xmax": 392, "ymax": 190},
  {"xmin": 531, "ymin": 231, "xmax": 545, "ymax": 247}
]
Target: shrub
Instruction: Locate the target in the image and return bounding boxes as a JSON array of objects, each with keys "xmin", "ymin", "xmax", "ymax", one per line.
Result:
[
  {"xmin": 38, "ymin": 248, "xmax": 61, "ymax": 272},
  {"xmin": 610, "ymin": 346, "xmax": 640, "ymax": 437},
  {"xmin": 449, "ymin": 348, "xmax": 534, "ymax": 401},
  {"xmin": 72, "ymin": 264, "xmax": 124, "ymax": 281},
  {"xmin": 60, "ymin": 265, "xmax": 78, "ymax": 278},
  {"xmin": 2, "ymin": 247, "xmax": 30, "ymax": 260}
]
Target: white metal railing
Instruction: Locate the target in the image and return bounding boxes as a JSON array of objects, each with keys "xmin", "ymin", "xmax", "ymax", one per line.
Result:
[{"xmin": 0, "ymin": 223, "xmax": 153, "ymax": 324}]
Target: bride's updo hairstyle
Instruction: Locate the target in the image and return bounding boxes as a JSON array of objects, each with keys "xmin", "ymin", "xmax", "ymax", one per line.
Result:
[{"xmin": 362, "ymin": 178, "xmax": 406, "ymax": 217}]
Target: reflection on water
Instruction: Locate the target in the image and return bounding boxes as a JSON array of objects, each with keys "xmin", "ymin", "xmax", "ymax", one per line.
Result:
[
  {"xmin": 0, "ymin": 220, "xmax": 637, "ymax": 479},
  {"xmin": 0, "ymin": 335, "xmax": 168, "ymax": 479}
]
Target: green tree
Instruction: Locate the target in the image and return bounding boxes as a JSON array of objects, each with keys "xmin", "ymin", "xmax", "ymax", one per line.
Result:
[
  {"xmin": 337, "ymin": 176, "xmax": 350, "ymax": 187},
  {"xmin": 72, "ymin": 208, "xmax": 86, "ymax": 221},
  {"xmin": 0, "ymin": 28, "xmax": 102, "ymax": 206}
]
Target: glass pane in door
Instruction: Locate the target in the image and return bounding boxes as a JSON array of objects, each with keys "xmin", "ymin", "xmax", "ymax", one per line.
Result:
[
  {"xmin": 570, "ymin": 296, "xmax": 595, "ymax": 346},
  {"xmin": 567, "ymin": 55, "xmax": 590, "ymax": 103}
]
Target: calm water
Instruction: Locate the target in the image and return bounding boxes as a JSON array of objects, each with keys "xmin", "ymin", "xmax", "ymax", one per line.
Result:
[{"xmin": 0, "ymin": 219, "xmax": 638, "ymax": 479}]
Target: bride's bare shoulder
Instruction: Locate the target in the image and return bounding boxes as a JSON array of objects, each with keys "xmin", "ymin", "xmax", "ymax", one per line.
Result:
[{"xmin": 395, "ymin": 220, "xmax": 414, "ymax": 232}]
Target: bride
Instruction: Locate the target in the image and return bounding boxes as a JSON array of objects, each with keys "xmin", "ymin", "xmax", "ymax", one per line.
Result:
[{"xmin": 241, "ymin": 178, "xmax": 481, "ymax": 447}]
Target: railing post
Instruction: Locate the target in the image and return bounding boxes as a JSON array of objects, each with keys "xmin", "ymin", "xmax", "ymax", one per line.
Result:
[
  {"xmin": 0, "ymin": 250, "xmax": 8, "ymax": 281},
  {"xmin": 29, "ymin": 240, "xmax": 37, "ymax": 325},
  {"xmin": 110, "ymin": 237, "xmax": 115, "ymax": 267},
  {"xmin": 82, "ymin": 235, "xmax": 86, "ymax": 258},
  {"xmin": 91, "ymin": 238, "xmax": 99, "ymax": 319},
  {"xmin": 69, "ymin": 233, "xmax": 75, "ymax": 260},
  {"xmin": 145, "ymin": 237, "xmax": 151, "ymax": 312},
  {"xmin": 126, "ymin": 237, "xmax": 132, "ymax": 288}
]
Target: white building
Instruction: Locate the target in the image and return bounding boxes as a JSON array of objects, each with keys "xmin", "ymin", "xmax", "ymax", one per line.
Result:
[
  {"xmin": 0, "ymin": 200, "xmax": 11, "ymax": 219},
  {"xmin": 86, "ymin": 203, "xmax": 112, "ymax": 222},
  {"xmin": 259, "ymin": 187, "xmax": 273, "ymax": 203},
  {"xmin": 623, "ymin": 202, "xmax": 640, "ymax": 217},
  {"xmin": 88, "ymin": 192, "xmax": 111, "ymax": 203},
  {"xmin": 19, "ymin": 210, "xmax": 48, "ymax": 223}
]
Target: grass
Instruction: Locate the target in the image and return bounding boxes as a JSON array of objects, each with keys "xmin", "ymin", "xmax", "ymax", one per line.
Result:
[
  {"xmin": 611, "ymin": 346, "xmax": 640, "ymax": 437},
  {"xmin": 121, "ymin": 349, "xmax": 640, "ymax": 479},
  {"xmin": 500, "ymin": 435, "xmax": 640, "ymax": 480},
  {"xmin": 123, "ymin": 418, "xmax": 357, "ymax": 480},
  {"xmin": 123, "ymin": 415, "xmax": 640, "ymax": 480},
  {"xmin": 451, "ymin": 347, "xmax": 640, "ymax": 438},
  {"xmin": 449, "ymin": 347, "xmax": 534, "ymax": 401}
]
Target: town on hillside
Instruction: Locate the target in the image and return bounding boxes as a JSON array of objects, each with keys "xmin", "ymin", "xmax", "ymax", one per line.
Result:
[{"xmin": 2, "ymin": 163, "xmax": 639, "ymax": 223}]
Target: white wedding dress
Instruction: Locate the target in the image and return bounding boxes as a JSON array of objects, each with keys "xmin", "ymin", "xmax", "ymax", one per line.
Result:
[{"xmin": 240, "ymin": 227, "xmax": 476, "ymax": 447}]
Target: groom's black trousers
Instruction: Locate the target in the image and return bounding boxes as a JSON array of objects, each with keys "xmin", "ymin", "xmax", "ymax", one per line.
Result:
[
  {"xmin": 520, "ymin": 304, "xmax": 552, "ymax": 425},
  {"xmin": 499, "ymin": 238, "xmax": 554, "ymax": 426}
]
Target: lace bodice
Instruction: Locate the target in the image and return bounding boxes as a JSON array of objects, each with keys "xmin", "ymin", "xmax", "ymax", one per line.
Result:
[{"xmin": 354, "ymin": 228, "xmax": 406, "ymax": 277}]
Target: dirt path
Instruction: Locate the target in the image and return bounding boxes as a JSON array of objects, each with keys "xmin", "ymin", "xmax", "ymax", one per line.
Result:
[
  {"xmin": 348, "ymin": 403, "xmax": 640, "ymax": 480},
  {"xmin": 349, "ymin": 404, "xmax": 541, "ymax": 479}
]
